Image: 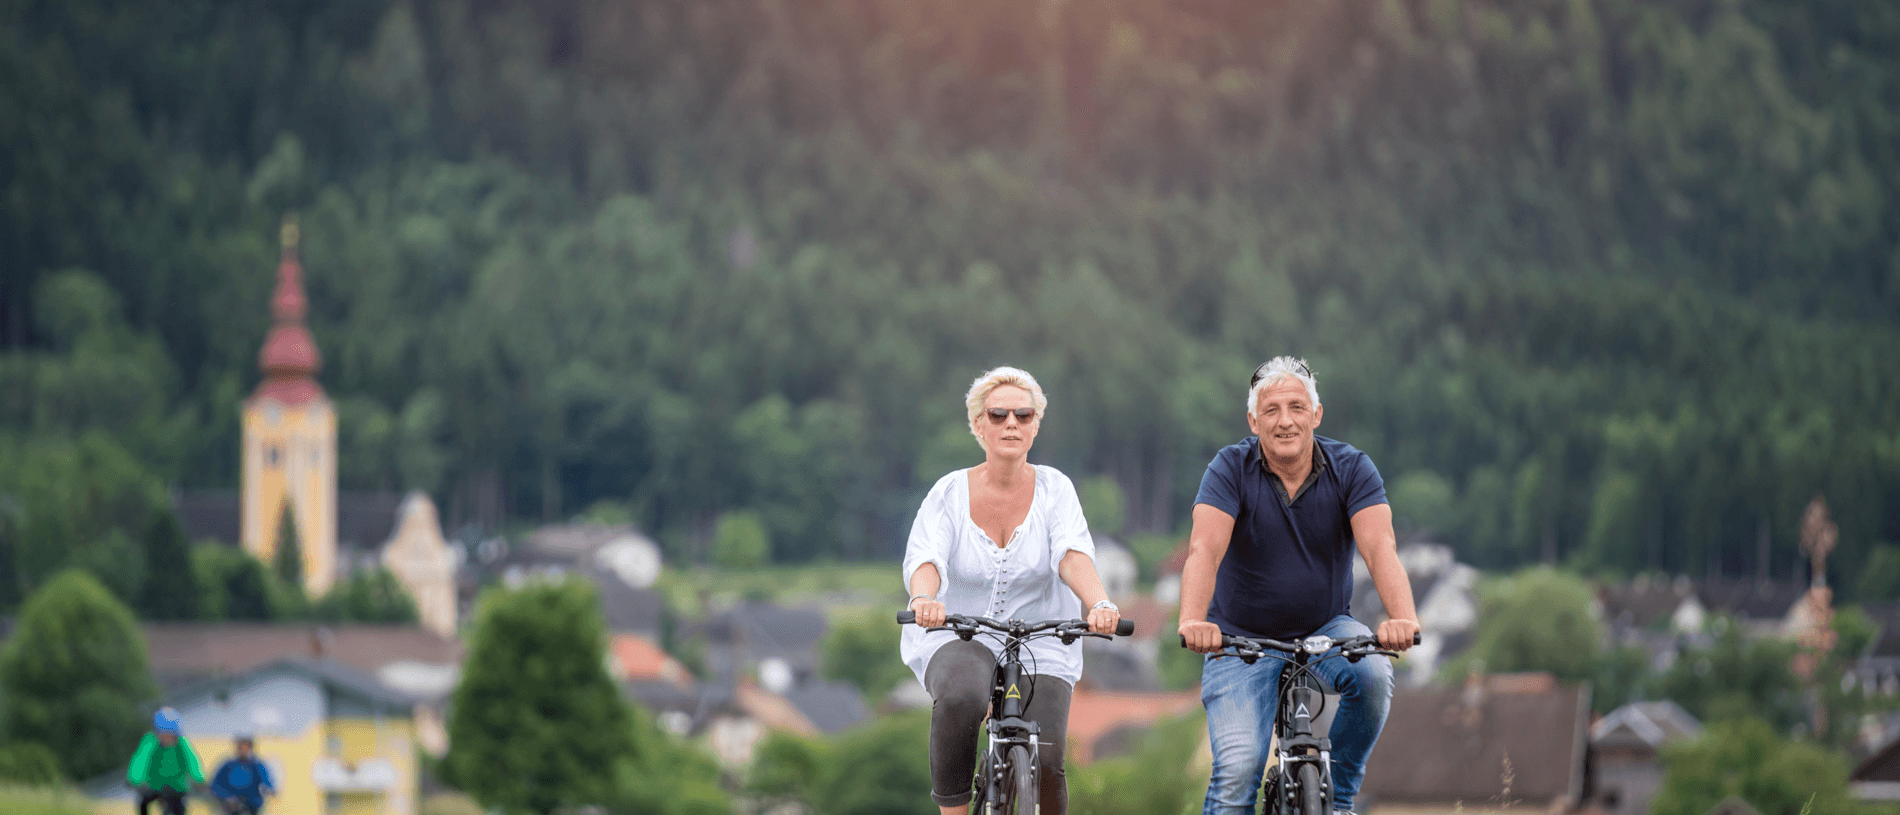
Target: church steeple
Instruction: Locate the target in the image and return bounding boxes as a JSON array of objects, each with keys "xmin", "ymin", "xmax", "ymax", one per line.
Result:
[
  {"xmin": 254, "ymin": 217, "xmax": 325, "ymax": 404},
  {"xmin": 242, "ymin": 214, "xmax": 339, "ymax": 597}
]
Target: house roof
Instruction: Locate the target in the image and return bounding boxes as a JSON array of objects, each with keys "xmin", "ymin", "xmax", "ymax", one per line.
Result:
[
  {"xmin": 169, "ymin": 655, "xmax": 420, "ymax": 712},
  {"xmin": 699, "ymin": 602, "xmax": 829, "ymax": 673},
  {"xmin": 1592, "ymin": 700, "xmax": 1703, "ymax": 750},
  {"xmin": 1695, "ymin": 579, "xmax": 1805, "ymax": 621},
  {"xmin": 610, "ymin": 634, "xmax": 692, "ymax": 687},
  {"xmin": 590, "ymin": 564, "xmax": 666, "ymax": 634},
  {"xmin": 1854, "ymin": 729, "xmax": 1900, "ymax": 784},
  {"xmin": 1599, "ymin": 576, "xmax": 1700, "ymax": 631},
  {"xmin": 170, "ymin": 489, "xmax": 405, "ymax": 549},
  {"xmin": 626, "ymin": 679, "xmax": 703, "ymax": 716},
  {"xmin": 1361, "ymin": 673, "xmax": 1591, "ymax": 808},
  {"xmin": 1065, "ymin": 689, "xmax": 1202, "ymax": 764},
  {"xmin": 734, "ymin": 680, "xmax": 820, "ymax": 736},
  {"xmin": 1857, "ymin": 602, "xmax": 1900, "ymax": 659},
  {"xmin": 781, "ymin": 679, "xmax": 872, "ymax": 734},
  {"xmin": 139, "ymin": 622, "xmax": 462, "ymax": 696}
]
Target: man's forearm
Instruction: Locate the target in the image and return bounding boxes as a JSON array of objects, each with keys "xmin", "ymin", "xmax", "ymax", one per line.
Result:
[{"xmin": 1367, "ymin": 549, "xmax": 1418, "ymax": 623}]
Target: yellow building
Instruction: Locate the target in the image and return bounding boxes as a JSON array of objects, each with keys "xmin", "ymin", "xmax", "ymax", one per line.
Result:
[
  {"xmin": 86, "ymin": 658, "xmax": 421, "ymax": 815},
  {"xmin": 242, "ymin": 219, "xmax": 338, "ymax": 596}
]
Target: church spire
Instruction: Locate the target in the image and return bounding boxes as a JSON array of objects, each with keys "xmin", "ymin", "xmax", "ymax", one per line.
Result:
[{"xmin": 254, "ymin": 215, "xmax": 325, "ymax": 403}]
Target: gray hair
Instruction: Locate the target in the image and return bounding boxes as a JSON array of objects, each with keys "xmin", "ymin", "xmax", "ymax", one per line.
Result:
[
  {"xmin": 965, "ymin": 366, "xmax": 1048, "ymax": 449},
  {"xmin": 1246, "ymin": 356, "xmax": 1320, "ymax": 414}
]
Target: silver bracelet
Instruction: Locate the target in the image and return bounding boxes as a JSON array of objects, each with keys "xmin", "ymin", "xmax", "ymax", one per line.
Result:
[
  {"xmin": 1091, "ymin": 599, "xmax": 1118, "ymax": 612},
  {"xmin": 908, "ymin": 594, "xmax": 934, "ymax": 610}
]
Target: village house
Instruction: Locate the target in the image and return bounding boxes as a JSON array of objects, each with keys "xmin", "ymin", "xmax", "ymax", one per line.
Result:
[{"xmin": 83, "ymin": 658, "xmax": 423, "ymax": 815}]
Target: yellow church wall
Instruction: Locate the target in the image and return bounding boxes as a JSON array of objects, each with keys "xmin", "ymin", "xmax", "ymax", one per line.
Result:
[{"xmin": 242, "ymin": 396, "xmax": 338, "ymax": 596}]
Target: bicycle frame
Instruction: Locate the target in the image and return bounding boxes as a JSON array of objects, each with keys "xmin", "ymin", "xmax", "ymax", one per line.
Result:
[
  {"xmin": 1191, "ymin": 631, "xmax": 1412, "ymax": 815},
  {"xmin": 979, "ymin": 632, "xmax": 1041, "ymax": 810},
  {"xmin": 1267, "ymin": 642, "xmax": 1336, "ymax": 815},
  {"xmin": 898, "ymin": 610, "xmax": 1134, "ymax": 814}
]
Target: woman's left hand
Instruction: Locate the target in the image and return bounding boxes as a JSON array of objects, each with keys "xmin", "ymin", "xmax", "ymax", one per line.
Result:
[{"xmin": 1087, "ymin": 605, "xmax": 1121, "ymax": 635}]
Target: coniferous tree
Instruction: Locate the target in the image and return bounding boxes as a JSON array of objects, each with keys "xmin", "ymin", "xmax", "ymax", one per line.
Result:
[
  {"xmin": 137, "ymin": 506, "xmax": 200, "ymax": 620},
  {"xmin": 273, "ymin": 502, "xmax": 302, "ymax": 591},
  {"xmin": 0, "ymin": 570, "xmax": 157, "ymax": 780}
]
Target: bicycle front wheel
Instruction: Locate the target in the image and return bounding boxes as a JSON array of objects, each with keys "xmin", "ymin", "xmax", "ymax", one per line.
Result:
[
  {"xmin": 1296, "ymin": 762, "xmax": 1324, "ymax": 815},
  {"xmin": 1005, "ymin": 744, "xmax": 1036, "ymax": 815}
]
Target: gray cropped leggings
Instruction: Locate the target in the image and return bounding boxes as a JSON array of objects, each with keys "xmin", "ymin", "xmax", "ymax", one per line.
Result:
[{"xmin": 925, "ymin": 637, "xmax": 1072, "ymax": 812}]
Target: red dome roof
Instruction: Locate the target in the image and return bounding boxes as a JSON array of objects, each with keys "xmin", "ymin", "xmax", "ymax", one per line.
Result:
[
  {"xmin": 250, "ymin": 225, "xmax": 327, "ymax": 406},
  {"xmin": 259, "ymin": 323, "xmax": 321, "ymax": 375}
]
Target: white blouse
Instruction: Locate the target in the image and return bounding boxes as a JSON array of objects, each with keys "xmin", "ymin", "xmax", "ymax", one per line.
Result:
[{"xmin": 899, "ymin": 464, "xmax": 1097, "ymax": 686}]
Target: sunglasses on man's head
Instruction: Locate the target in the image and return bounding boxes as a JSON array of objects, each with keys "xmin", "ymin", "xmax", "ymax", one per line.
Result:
[
  {"xmin": 1250, "ymin": 360, "xmax": 1314, "ymax": 389},
  {"xmin": 986, "ymin": 407, "xmax": 1038, "ymax": 423}
]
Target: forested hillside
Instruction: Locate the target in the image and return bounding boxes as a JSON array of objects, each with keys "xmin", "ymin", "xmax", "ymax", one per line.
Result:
[{"xmin": 3, "ymin": 0, "xmax": 1896, "ymax": 595}]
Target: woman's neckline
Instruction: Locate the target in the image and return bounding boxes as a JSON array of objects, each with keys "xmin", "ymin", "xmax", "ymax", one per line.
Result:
[{"xmin": 965, "ymin": 464, "xmax": 1039, "ymax": 548}]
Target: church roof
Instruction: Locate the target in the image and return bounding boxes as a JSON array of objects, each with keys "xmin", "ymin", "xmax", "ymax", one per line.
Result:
[{"xmin": 251, "ymin": 218, "xmax": 326, "ymax": 406}]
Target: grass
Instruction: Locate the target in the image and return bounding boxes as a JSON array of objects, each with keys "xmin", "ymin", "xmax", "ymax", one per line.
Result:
[{"xmin": 0, "ymin": 784, "xmax": 93, "ymax": 815}]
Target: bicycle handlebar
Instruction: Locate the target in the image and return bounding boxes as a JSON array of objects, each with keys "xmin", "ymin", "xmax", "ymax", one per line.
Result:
[
  {"xmin": 896, "ymin": 610, "xmax": 1136, "ymax": 637},
  {"xmin": 1177, "ymin": 630, "xmax": 1420, "ymax": 656}
]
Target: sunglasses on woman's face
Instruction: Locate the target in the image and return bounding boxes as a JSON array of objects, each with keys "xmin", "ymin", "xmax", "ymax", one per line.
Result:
[{"xmin": 986, "ymin": 407, "xmax": 1037, "ymax": 424}]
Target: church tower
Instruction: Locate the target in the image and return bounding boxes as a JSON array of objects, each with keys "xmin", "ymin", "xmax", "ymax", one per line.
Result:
[{"xmin": 241, "ymin": 217, "xmax": 338, "ymax": 596}]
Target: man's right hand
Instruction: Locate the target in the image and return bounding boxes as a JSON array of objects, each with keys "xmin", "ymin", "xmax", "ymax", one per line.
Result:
[
  {"xmin": 1179, "ymin": 619, "xmax": 1223, "ymax": 654},
  {"xmin": 911, "ymin": 598, "xmax": 947, "ymax": 628}
]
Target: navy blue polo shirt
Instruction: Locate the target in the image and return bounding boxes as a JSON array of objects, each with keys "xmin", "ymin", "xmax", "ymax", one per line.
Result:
[{"xmin": 1193, "ymin": 435, "xmax": 1387, "ymax": 640}]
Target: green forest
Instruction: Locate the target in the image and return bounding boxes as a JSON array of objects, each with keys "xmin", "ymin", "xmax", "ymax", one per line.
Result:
[{"xmin": 3, "ymin": 0, "xmax": 1898, "ymax": 603}]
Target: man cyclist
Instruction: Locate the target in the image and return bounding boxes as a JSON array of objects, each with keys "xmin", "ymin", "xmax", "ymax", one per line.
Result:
[
  {"xmin": 1178, "ymin": 356, "xmax": 1420, "ymax": 815},
  {"xmin": 210, "ymin": 734, "xmax": 276, "ymax": 814},
  {"xmin": 127, "ymin": 707, "xmax": 204, "ymax": 815}
]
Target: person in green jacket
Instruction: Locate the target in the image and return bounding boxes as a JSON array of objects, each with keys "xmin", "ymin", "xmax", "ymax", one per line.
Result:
[{"xmin": 128, "ymin": 707, "xmax": 204, "ymax": 815}]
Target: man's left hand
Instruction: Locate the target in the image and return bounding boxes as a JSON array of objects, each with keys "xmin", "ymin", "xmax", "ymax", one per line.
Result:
[
  {"xmin": 1087, "ymin": 605, "xmax": 1122, "ymax": 636},
  {"xmin": 1377, "ymin": 617, "xmax": 1421, "ymax": 652}
]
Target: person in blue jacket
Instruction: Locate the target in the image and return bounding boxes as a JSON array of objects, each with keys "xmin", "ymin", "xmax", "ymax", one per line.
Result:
[{"xmin": 209, "ymin": 734, "xmax": 275, "ymax": 815}]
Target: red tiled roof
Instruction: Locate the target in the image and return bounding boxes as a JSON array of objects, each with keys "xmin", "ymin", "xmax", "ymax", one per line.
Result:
[
  {"xmin": 1066, "ymin": 689, "xmax": 1202, "ymax": 763},
  {"xmin": 610, "ymin": 634, "xmax": 692, "ymax": 688}
]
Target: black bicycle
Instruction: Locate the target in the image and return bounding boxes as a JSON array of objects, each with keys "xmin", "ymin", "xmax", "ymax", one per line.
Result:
[
  {"xmin": 1186, "ymin": 631, "xmax": 1415, "ymax": 815},
  {"xmin": 898, "ymin": 610, "xmax": 1135, "ymax": 815}
]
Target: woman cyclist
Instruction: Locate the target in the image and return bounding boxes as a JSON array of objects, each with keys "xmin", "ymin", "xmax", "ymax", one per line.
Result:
[{"xmin": 901, "ymin": 366, "xmax": 1122, "ymax": 815}]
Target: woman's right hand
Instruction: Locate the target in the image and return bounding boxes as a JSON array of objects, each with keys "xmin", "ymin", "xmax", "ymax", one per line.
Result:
[{"xmin": 911, "ymin": 597, "xmax": 947, "ymax": 628}]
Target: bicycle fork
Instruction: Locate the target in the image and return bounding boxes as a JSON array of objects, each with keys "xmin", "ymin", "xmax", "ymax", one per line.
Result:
[
  {"xmin": 984, "ymin": 657, "xmax": 1041, "ymax": 814},
  {"xmin": 1275, "ymin": 681, "xmax": 1334, "ymax": 813}
]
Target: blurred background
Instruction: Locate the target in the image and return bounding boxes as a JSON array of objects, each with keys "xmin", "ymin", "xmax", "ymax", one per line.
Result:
[{"xmin": 1, "ymin": 1, "xmax": 1897, "ymax": 814}]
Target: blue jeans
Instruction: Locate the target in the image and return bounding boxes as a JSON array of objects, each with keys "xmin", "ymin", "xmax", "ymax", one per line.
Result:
[{"xmin": 1200, "ymin": 614, "xmax": 1394, "ymax": 814}]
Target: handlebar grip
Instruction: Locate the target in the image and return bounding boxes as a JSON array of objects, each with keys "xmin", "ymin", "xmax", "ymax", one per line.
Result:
[
  {"xmin": 896, "ymin": 610, "xmax": 916, "ymax": 625},
  {"xmin": 1414, "ymin": 632, "xmax": 1421, "ymax": 645},
  {"xmin": 1116, "ymin": 619, "xmax": 1136, "ymax": 637}
]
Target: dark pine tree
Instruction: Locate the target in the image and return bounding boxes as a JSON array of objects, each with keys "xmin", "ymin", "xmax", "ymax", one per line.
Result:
[
  {"xmin": 273, "ymin": 502, "xmax": 302, "ymax": 591},
  {"xmin": 137, "ymin": 507, "xmax": 200, "ymax": 620}
]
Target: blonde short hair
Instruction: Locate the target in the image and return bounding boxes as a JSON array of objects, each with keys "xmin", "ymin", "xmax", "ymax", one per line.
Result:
[
  {"xmin": 964, "ymin": 366, "xmax": 1048, "ymax": 448},
  {"xmin": 1247, "ymin": 356, "xmax": 1320, "ymax": 414}
]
